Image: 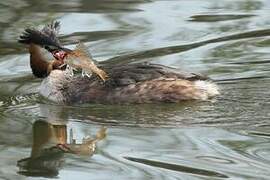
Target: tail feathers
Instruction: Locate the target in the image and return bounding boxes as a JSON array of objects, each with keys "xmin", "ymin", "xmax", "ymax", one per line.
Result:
[
  {"xmin": 18, "ymin": 21, "xmax": 62, "ymax": 52},
  {"xmin": 194, "ymin": 80, "xmax": 220, "ymax": 99}
]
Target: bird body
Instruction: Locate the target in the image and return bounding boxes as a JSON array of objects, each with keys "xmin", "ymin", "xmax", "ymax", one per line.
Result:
[{"xmin": 19, "ymin": 21, "xmax": 219, "ymax": 104}]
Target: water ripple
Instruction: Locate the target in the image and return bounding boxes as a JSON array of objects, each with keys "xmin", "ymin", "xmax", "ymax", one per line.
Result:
[
  {"xmin": 124, "ymin": 156, "xmax": 228, "ymax": 178},
  {"xmin": 189, "ymin": 14, "xmax": 255, "ymax": 22}
]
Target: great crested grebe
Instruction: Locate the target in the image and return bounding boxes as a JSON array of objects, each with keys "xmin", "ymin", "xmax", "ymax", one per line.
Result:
[{"xmin": 18, "ymin": 21, "xmax": 219, "ymax": 104}]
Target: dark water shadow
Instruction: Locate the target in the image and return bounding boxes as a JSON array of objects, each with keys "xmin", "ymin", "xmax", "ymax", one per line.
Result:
[
  {"xmin": 215, "ymin": 76, "xmax": 270, "ymax": 84},
  {"xmin": 228, "ymin": 60, "xmax": 270, "ymax": 65},
  {"xmin": 25, "ymin": 0, "xmax": 149, "ymax": 13},
  {"xmin": 247, "ymin": 131, "xmax": 270, "ymax": 139},
  {"xmin": 60, "ymin": 30, "xmax": 132, "ymax": 45},
  {"xmin": 189, "ymin": 14, "xmax": 255, "ymax": 22},
  {"xmin": 103, "ymin": 29, "xmax": 270, "ymax": 65},
  {"xmin": 124, "ymin": 157, "xmax": 228, "ymax": 178}
]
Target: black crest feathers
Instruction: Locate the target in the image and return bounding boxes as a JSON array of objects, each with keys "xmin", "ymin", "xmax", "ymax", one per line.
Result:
[{"xmin": 18, "ymin": 21, "xmax": 63, "ymax": 52}]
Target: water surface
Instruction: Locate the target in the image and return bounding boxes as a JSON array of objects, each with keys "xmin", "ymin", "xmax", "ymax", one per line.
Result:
[{"xmin": 1, "ymin": 0, "xmax": 270, "ymax": 179}]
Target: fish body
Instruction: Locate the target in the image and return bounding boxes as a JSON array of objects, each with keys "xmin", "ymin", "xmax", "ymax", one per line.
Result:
[{"xmin": 65, "ymin": 43, "xmax": 108, "ymax": 81}]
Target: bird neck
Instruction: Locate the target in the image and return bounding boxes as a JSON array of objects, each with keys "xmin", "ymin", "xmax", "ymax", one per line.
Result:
[{"xmin": 29, "ymin": 44, "xmax": 51, "ymax": 78}]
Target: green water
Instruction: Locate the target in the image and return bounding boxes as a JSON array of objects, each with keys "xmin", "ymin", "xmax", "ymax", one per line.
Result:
[{"xmin": 1, "ymin": 0, "xmax": 270, "ymax": 179}]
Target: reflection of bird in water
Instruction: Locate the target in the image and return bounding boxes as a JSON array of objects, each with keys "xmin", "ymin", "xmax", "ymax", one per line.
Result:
[
  {"xmin": 18, "ymin": 21, "xmax": 219, "ymax": 104},
  {"xmin": 17, "ymin": 120, "xmax": 106, "ymax": 178}
]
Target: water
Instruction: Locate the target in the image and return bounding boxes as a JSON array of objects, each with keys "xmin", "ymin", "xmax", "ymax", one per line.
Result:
[{"xmin": 1, "ymin": 0, "xmax": 270, "ymax": 179}]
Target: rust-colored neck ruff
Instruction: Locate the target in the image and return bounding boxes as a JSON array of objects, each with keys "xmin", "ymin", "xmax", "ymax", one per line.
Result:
[{"xmin": 29, "ymin": 44, "xmax": 50, "ymax": 78}]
